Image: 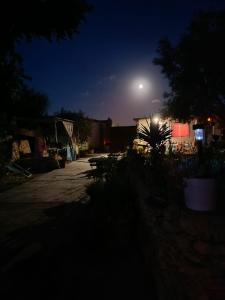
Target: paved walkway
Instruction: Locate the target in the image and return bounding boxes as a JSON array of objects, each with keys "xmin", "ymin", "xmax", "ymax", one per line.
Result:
[
  {"xmin": 0, "ymin": 156, "xmax": 157, "ymax": 300},
  {"xmin": 0, "ymin": 158, "xmax": 92, "ymax": 204},
  {"xmin": 0, "ymin": 157, "xmax": 93, "ymax": 237}
]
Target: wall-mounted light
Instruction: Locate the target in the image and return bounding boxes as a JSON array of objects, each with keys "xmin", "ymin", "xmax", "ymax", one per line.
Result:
[
  {"xmin": 195, "ymin": 128, "xmax": 204, "ymax": 141},
  {"xmin": 153, "ymin": 116, "xmax": 159, "ymax": 124}
]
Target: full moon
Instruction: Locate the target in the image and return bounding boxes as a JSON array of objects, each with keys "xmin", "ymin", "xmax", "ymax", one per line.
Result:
[{"xmin": 129, "ymin": 77, "xmax": 151, "ymax": 100}]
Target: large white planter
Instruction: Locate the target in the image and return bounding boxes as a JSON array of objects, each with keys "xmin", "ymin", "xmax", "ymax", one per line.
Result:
[{"xmin": 184, "ymin": 178, "xmax": 217, "ymax": 211}]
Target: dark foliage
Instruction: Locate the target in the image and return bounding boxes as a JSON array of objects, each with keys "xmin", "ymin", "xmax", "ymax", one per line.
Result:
[
  {"xmin": 87, "ymin": 149, "xmax": 182, "ymax": 215},
  {"xmin": 0, "ymin": 0, "xmax": 92, "ymax": 45},
  {"xmin": 154, "ymin": 10, "xmax": 225, "ymax": 122},
  {"xmin": 13, "ymin": 87, "xmax": 49, "ymax": 118},
  {"xmin": 87, "ymin": 154, "xmax": 138, "ymax": 221},
  {"xmin": 0, "ymin": 51, "xmax": 27, "ymax": 117},
  {"xmin": 138, "ymin": 118, "xmax": 171, "ymax": 154},
  {"xmin": 0, "ymin": 0, "xmax": 92, "ymax": 118}
]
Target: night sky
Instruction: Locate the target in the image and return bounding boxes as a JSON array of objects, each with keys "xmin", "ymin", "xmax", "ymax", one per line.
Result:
[{"xmin": 18, "ymin": 0, "xmax": 225, "ymax": 125}]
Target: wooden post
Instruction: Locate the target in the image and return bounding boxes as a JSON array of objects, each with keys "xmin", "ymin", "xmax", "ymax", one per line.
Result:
[{"xmin": 55, "ymin": 119, "xmax": 58, "ymax": 144}]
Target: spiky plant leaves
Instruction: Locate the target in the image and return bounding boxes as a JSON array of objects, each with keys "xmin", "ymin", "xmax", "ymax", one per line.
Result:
[{"xmin": 138, "ymin": 119, "xmax": 171, "ymax": 152}]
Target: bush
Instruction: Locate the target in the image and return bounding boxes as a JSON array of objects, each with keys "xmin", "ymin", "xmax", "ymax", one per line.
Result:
[
  {"xmin": 87, "ymin": 149, "xmax": 184, "ymax": 222},
  {"xmin": 87, "ymin": 154, "xmax": 138, "ymax": 220}
]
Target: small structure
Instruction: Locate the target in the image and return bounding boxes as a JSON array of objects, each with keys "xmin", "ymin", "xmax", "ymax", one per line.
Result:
[
  {"xmin": 8, "ymin": 116, "xmax": 77, "ymax": 165},
  {"xmin": 87, "ymin": 118, "xmax": 112, "ymax": 152},
  {"xmin": 41, "ymin": 116, "xmax": 77, "ymax": 162}
]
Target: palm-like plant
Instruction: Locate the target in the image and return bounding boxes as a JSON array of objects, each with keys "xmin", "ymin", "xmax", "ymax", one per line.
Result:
[{"xmin": 138, "ymin": 118, "xmax": 172, "ymax": 154}]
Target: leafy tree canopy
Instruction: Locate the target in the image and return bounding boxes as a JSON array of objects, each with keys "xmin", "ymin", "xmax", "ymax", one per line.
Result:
[
  {"xmin": 154, "ymin": 10, "xmax": 225, "ymax": 122},
  {"xmin": 0, "ymin": 0, "xmax": 92, "ymax": 118},
  {"xmin": 55, "ymin": 108, "xmax": 91, "ymax": 143},
  {"xmin": 13, "ymin": 87, "xmax": 49, "ymax": 118},
  {"xmin": 0, "ymin": 0, "xmax": 92, "ymax": 52}
]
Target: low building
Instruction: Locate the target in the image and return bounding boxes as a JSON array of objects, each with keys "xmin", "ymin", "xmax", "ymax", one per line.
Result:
[
  {"xmin": 134, "ymin": 116, "xmax": 196, "ymax": 154},
  {"xmin": 87, "ymin": 118, "xmax": 112, "ymax": 152}
]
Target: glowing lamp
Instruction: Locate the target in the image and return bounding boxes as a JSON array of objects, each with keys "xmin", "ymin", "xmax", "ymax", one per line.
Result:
[
  {"xmin": 153, "ymin": 117, "xmax": 159, "ymax": 124},
  {"xmin": 195, "ymin": 129, "xmax": 204, "ymax": 141}
]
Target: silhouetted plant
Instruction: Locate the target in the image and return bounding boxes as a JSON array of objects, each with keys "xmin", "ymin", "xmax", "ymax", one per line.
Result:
[
  {"xmin": 138, "ymin": 118, "xmax": 171, "ymax": 156},
  {"xmin": 179, "ymin": 150, "xmax": 225, "ymax": 179},
  {"xmin": 88, "ymin": 156, "xmax": 118, "ymax": 182},
  {"xmin": 87, "ymin": 154, "xmax": 138, "ymax": 233}
]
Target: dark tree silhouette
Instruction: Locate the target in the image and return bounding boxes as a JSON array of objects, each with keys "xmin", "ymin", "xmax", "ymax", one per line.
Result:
[
  {"xmin": 0, "ymin": 0, "xmax": 92, "ymax": 118},
  {"xmin": 13, "ymin": 87, "xmax": 49, "ymax": 118},
  {"xmin": 0, "ymin": 51, "xmax": 27, "ymax": 117},
  {"xmin": 154, "ymin": 10, "xmax": 225, "ymax": 122},
  {"xmin": 0, "ymin": 0, "xmax": 92, "ymax": 46}
]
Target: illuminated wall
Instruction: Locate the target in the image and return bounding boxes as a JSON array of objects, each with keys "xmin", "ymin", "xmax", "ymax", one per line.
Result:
[
  {"xmin": 172, "ymin": 123, "xmax": 189, "ymax": 137},
  {"xmin": 134, "ymin": 117, "xmax": 196, "ymax": 145}
]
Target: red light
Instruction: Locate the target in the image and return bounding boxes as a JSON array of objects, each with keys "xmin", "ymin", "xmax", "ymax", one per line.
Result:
[
  {"xmin": 172, "ymin": 123, "xmax": 189, "ymax": 137},
  {"xmin": 103, "ymin": 139, "xmax": 111, "ymax": 145}
]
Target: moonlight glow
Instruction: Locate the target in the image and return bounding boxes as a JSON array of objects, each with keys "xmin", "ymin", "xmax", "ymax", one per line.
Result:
[{"xmin": 130, "ymin": 77, "xmax": 152, "ymax": 100}]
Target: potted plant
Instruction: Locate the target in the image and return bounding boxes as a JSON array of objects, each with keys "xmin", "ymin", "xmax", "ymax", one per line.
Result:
[{"xmin": 180, "ymin": 149, "xmax": 225, "ymax": 211}]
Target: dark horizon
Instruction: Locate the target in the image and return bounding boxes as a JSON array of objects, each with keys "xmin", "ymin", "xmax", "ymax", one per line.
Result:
[{"xmin": 18, "ymin": 0, "xmax": 225, "ymax": 125}]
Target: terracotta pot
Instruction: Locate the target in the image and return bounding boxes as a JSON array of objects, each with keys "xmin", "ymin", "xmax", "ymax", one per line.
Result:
[{"xmin": 184, "ymin": 178, "xmax": 217, "ymax": 211}]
